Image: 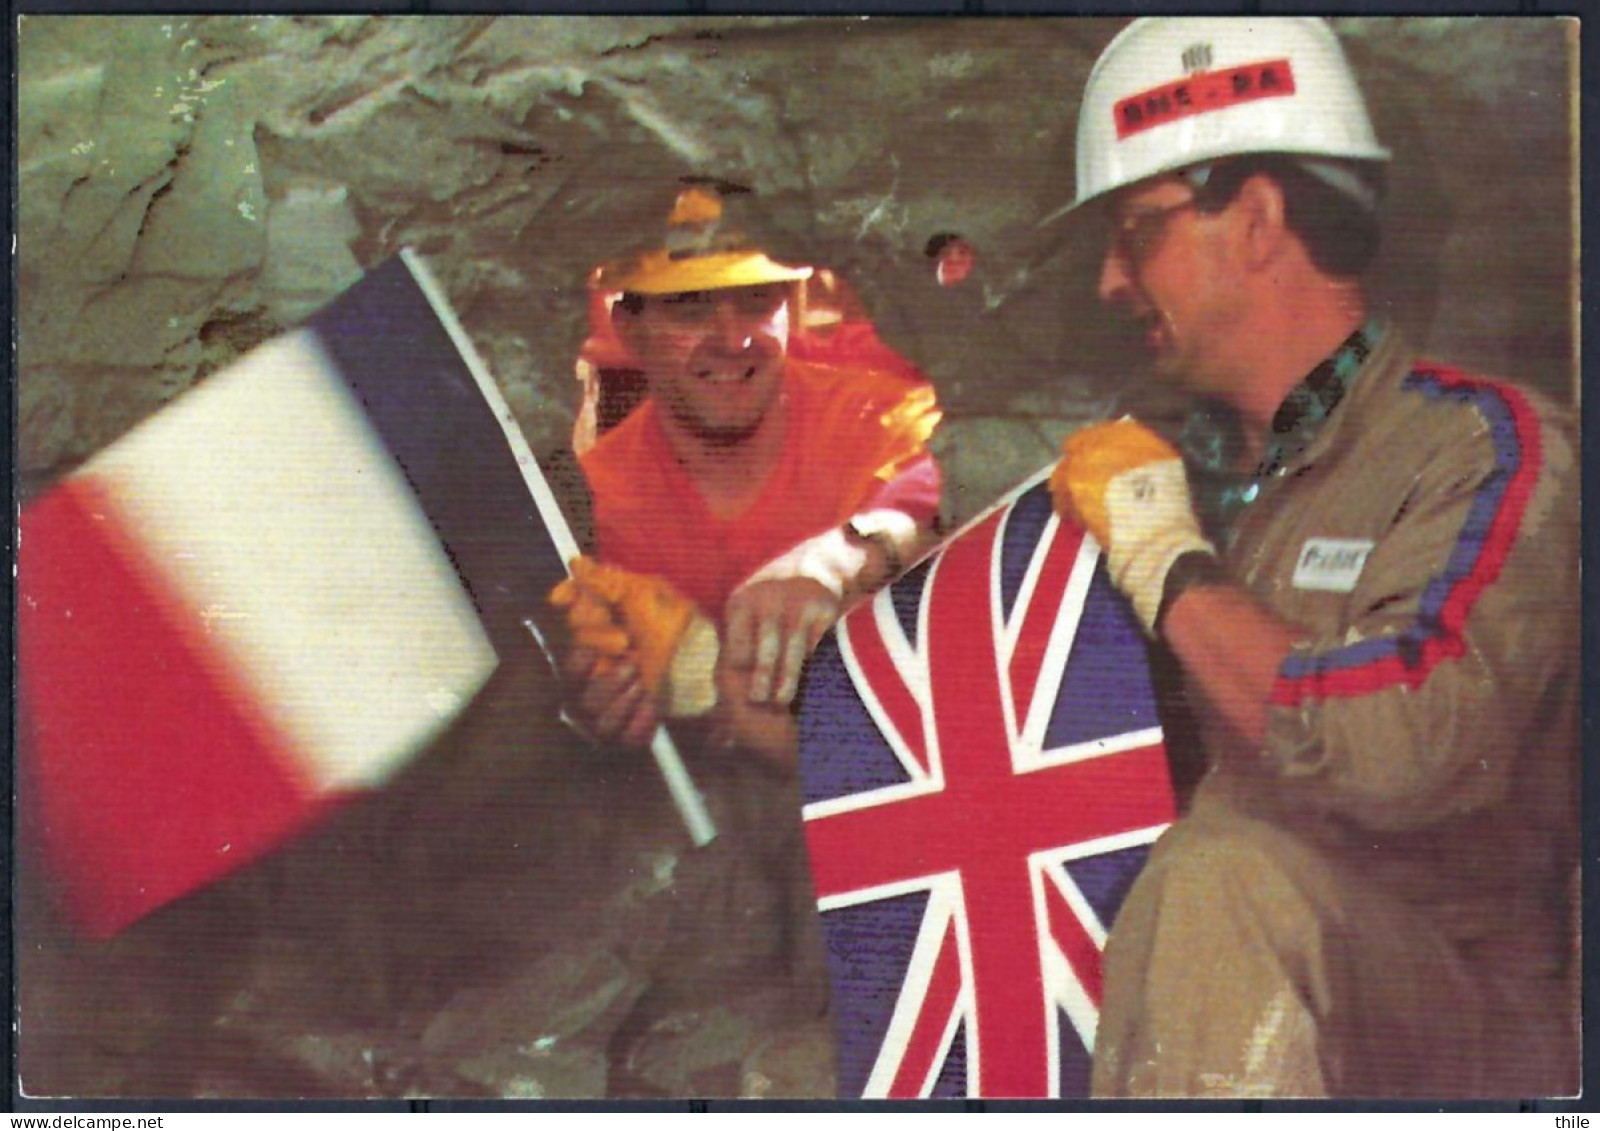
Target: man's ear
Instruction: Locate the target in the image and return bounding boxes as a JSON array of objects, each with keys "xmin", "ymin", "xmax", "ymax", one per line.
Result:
[
  {"xmin": 1235, "ymin": 173, "xmax": 1290, "ymax": 270},
  {"xmin": 608, "ymin": 296, "xmax": 647, "ymax": 360}
]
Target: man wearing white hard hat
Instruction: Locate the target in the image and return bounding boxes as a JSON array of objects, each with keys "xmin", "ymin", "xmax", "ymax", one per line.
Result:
[{"xmin": 1048, "ymin": 18, "xmax": 1578, "ymax": 1097}]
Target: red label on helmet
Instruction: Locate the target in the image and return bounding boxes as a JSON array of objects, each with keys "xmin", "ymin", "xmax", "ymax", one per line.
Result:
[{"xmin": 1114, "ymin": 59, "xmax": 1297, "ymax": 140}]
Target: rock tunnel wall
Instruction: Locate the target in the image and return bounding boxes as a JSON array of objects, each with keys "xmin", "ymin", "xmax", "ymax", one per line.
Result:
[
  {"xmin": 13, "ymin": 14, "xmax": 1580, "ymax": 1100},
  {"xmin": 18, "ymin": 15, "xmax": 1578, "ymax": 523}
]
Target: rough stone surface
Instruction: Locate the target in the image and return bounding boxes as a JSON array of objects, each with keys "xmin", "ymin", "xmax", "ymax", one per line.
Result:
[
  {"xmin": 17, "ymin": 15, "xmax": 1575, "ymax": 499},
  {"xmin": 741, "ymin": 1019, "xmax": 839, "ymax": 1100},
  {"xmin": 16, "ymin": 15, "xmax": 1576, "ymax": 1099}
]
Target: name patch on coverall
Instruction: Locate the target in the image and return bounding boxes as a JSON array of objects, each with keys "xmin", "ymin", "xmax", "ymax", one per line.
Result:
[{"xmin": 1293, "ymin": 538, "xmax": 1375, "ymax": 592}]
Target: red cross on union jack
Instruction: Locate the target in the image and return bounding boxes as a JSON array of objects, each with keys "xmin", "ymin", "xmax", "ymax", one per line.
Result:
[{"xmin": 802, "ymin": 488, "xmax": 1176, "ymax": 1098}]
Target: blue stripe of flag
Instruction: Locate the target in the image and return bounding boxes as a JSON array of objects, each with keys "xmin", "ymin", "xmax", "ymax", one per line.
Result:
[{"xmin": 307, "ymin": 257, "xmax": 571, "ymax": 659}]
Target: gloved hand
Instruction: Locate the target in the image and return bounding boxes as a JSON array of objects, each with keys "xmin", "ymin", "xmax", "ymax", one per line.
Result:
[
  {"xmin": 550, "ymin": 557, "xmax": 719, "ymax": 719},
  {"xmin": 1050, "ymin": 418, "xmax": 1217, "ymax": 635}
]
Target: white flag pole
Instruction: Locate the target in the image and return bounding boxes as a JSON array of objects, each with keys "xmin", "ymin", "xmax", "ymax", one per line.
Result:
[{"xmin": 400, "ymin": 247, "xmax": 717, "ymax": 847}]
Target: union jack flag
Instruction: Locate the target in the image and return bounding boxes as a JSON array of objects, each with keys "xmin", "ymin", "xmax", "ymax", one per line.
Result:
[{"xmin": 798, "ymin": 472, "xmax": 1177, "ymax": 1098}]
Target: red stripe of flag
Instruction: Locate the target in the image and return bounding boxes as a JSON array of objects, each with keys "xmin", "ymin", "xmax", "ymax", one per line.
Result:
[
  {"xmin": 805, "ymin": 739, "xmax": 1172, "ymax": 902},
  {"xmin": 1008, "ymin": 519, "xmax": 1085, "ymax": 730},
  {"xmin": 19, "ymin": 479, "xmax": 328, "ymax": 937},
  {"xmin": 888, "ymin": 916, "xmax": 965, "ymax": 1098},
  {"xmin": 841, "ymin": 604, "xmax": 929, "ymax": 776},
  {"xmin": 1043, "ymin": 880, "xmax": 1104, "ymax": 1006},
  {"xmin": 924, "ymin": 519, "xmax": 1050, "ymax": 1096},
  {"xmin": 807, "ymin": 498, "xmax": 1175, "ymax": 1096}
]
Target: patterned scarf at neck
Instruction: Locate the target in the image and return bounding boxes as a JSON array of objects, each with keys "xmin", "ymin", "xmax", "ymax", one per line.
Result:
[{"xmin": 1181, "ymin": 319, "xmax": 1383, "ymax": 545}]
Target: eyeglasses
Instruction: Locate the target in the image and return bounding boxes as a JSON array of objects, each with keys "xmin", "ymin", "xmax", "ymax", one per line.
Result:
[{"xmin": 1106, "ymin": 198, "xmax": 1200, "ymax": 267}]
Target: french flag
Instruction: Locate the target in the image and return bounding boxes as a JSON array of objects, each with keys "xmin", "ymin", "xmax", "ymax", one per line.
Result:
[{"xmin": 18, "ymin": 251, "xmax": 582, "ymax": 938}]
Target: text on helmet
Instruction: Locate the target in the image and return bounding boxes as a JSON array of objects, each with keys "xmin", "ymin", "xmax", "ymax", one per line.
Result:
[{"xmin": 1115, "ymin": 59, "xmax": 1297, "ymax": 141}]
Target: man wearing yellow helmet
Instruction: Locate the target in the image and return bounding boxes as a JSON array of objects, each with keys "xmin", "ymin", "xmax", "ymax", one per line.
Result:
[
  {"xmin": 548, "ymin": 182, "xmax": 943, "ymax": 1056},
  {"xmin": 1049, "ymin": 18, "xmax": 1577, "ymax": 1098},
  {"xmin": 559, "ymin": 180, "xmax": 942, "ymax": 745}
]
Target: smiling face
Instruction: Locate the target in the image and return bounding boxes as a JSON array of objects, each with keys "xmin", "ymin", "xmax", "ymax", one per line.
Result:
[
  {"xmin": 1096, "ymin": 174, "xmax": 1250, "ymax": 400},
  {"xmin": 615, "ymin": 284, "xmax": 792, "ymax": 447}
]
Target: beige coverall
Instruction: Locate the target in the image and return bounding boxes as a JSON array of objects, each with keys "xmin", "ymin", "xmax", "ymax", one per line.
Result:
[{"xmin": 1091, "ymin": 330, "xmax": 1580, "ymax": 1098}]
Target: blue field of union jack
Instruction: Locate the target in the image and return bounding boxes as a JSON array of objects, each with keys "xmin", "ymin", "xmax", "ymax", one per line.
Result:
[{"xmin": 798, "ymin": 471, "xmax": 1177, "ymax": 1099}]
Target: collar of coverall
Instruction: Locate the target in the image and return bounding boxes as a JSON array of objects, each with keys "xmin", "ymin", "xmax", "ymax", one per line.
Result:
[{"xmin": 1180, "ymin": 318, "xmax": 1386, "ymax": 541}]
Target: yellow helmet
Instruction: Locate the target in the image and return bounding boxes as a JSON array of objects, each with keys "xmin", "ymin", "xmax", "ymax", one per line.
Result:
[{"xmin": 596, "ymin": 182, "xmax": 813, "ymax": 296}]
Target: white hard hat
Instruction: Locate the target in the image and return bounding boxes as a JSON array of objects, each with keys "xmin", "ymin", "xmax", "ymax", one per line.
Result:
[{"xmin": 1058, "ymin": 17, "xmax": 1390, "ymax": 218}]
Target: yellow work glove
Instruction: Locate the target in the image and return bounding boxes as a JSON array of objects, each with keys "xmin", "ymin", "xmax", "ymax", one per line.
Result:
[
  {"xmin": 550, "ymin": 557, "xmax": 720, "ymax": 717},
  {"xmin": 1049, "ymin": 418, "xmax": 1217, "ymax": 635}
]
